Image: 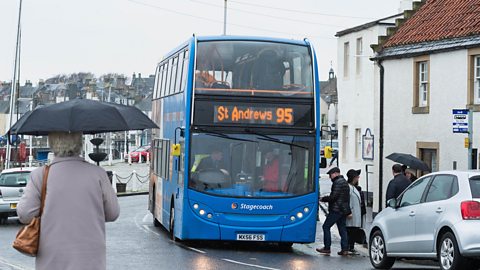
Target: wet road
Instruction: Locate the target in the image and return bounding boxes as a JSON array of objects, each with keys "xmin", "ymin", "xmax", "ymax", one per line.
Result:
[{"xmin": 0, "ymin": 193, "xmax": 440, "ymax": 270}]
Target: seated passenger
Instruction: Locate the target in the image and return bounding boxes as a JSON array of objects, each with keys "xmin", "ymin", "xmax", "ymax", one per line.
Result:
[
  {"xmin": 261, "ymin": 150, "xmax": 280, "ymax": 192},
  {"xmin": 252, "ymin": 50, "xmax": 285, "ymax": 90}
]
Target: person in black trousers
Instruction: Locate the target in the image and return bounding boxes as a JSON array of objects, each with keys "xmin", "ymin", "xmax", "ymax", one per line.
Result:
[{"xmin": 316, "ymin": 167, "xmax": 351, "ymax": 256}]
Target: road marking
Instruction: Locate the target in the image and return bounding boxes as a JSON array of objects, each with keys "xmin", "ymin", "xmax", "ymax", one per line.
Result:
[
  {"xmin": 0, "ymin": 257, "xmax": 32, "ymax": 270},
  {"xmin": 142, "ymin": 213, "xmax": 150, "ymax": 223},
  {"xmin": 134, "ymin": 212, "xmax": 160, "ymax": 236},
  {"xmin": 187, "ymin": 247, "xmax": 207, "ymax": 254},
  {"xmin": 221, "ymin": 258, "xmax": 280, "ymax": 270}
]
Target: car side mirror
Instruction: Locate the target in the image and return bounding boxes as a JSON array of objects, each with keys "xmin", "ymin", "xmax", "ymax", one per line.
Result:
[
  {"xmin": 387, "ymin": 198, "xmax": 397, "ymax": 208},
  {"xmin": 320, "ymin": 157, "xmax": 327, "ymax": 168}
]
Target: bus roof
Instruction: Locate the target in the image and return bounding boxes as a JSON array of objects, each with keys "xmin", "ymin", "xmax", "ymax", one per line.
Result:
[{"xmin": 196, "ymin": 35, "xmax": 310, "ymax": 46}]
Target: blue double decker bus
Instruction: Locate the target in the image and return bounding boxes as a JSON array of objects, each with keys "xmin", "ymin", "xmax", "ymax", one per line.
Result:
[{"xmin": 149, "ymin": 35, "xmax": 320, "ymax": 245}]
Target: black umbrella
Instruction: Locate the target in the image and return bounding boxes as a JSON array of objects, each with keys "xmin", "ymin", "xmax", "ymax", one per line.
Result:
[
  {"xmin": 8, "ymin": 99, "xmax": 158, "ymax": 136},
  {"xmin": 386, "ymin": 152, "xmax": 430, "ymax": 172}
]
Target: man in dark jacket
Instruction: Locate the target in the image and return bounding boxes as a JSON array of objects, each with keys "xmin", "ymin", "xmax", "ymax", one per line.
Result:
[
  {"xmin": 316, "ymin": 167, "xmax": 351, "ymax": 256},
  {"xmin": 385, "ymin": 164, "xmax": 411, "ymax": 204}
]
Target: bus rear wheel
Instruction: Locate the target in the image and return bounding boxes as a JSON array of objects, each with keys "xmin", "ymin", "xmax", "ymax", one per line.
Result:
[{"xmin": 169, "ymin": 204, "xmax": 175, "ymax": 241}]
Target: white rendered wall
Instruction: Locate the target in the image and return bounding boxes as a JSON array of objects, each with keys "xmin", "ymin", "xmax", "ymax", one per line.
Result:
[
  {"xmin": 337, "ymin": 25, "xmax": 390, "ymax": 196},
  {"xmin": 374, "ymin": 49, "xmax": 476, "ymax": 210}
]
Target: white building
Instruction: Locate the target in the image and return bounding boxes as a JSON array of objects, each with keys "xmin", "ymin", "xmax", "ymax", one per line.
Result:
[
  {"xmin": 336, "ymin": 14, "xmax": 402, "ymax": 208},
  {"xmin": 371, "ymin": 0, "xmax": 480, "ymax": 211}
]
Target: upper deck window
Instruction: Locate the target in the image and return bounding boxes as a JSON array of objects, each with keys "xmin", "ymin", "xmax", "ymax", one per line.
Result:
[{"xmin": 195, "ymin": 41, "xmax": 313, "ymax": 98}]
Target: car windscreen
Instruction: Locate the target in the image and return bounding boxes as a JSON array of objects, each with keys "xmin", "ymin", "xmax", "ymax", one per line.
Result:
[
  {"xmin": 0, "ymin": 172, "xmax": 31, "ymax": 187},
  {"xmin": 469, "ymin": 176, "xmax": 480, "ymax": 198}
]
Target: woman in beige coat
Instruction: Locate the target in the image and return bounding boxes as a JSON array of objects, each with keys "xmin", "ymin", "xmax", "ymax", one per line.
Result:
[{"xmin": 17, "ymin": 132, "xmax": 120, "ymax": 270}]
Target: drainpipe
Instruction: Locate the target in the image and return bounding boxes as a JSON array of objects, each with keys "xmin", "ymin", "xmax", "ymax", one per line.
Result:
[{"xmin": 378, "ymin": 60, "xmax": 385, "ymax": 212}]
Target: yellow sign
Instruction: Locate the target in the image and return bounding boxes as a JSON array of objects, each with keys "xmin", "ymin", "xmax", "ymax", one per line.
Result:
[
  {"xmin": 324, "ymin": 146, "xmax": 333, "ymax": 158},
  {"xmin": 465, "ymin": 138, "xmax": 470, "ymax": 148},
  {"xmin": 172, "ymin": 144, "xmax": 181, "ymax": 156}
]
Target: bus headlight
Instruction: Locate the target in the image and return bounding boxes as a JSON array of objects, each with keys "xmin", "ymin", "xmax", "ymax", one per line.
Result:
[
  {"xmin": 207, "ymin": 213, "xmax": 213, "ymax": 219},
  {"xmin": 193, "ymin": 203, "xmax": 199, "ymax": 209},
  {"xmin": 303, "ymin": 207, "xmax": 309, "ymax": 213},
  {"xmin": 296, "ymin": 212, "xmax": 303, "ymax": 219},
  {"xmin": 290, "ymin": 216, "xmax": 296, "ymax": 221},
  {"xmin": 199, "ymin": 209, "xmax": 206, "ymax": 216}
]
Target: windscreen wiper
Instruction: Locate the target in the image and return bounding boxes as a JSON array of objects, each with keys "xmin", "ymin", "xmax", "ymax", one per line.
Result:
[
  {"xmin": 197, "ymin": 128, "xmax": 255, "ymax": 143},
  {"xmin": 244, "ymin": 128, "xmax": 307, "ymax": 150}
]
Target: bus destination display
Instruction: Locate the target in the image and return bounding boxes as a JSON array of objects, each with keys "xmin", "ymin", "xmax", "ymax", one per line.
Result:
[{"xmin": 214, "ymin": 105, "xmax": 294, "ymax": 126}]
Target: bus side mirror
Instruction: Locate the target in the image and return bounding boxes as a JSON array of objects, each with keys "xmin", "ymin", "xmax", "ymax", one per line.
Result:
[
  {"xmin": 387, "ymin": 198, "xmax": 398, "ymax": 209},
  {"xmin": 172, "ymin": 144, "xmax": 181, "ymax": 156},
  {"xmin": 320, "ymin": 157, "xmax": 327, "ymax": 168}
]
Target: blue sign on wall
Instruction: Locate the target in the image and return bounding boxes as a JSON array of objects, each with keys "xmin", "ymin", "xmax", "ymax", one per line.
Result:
[{"xmin": 452, "ymin": 109, "xmax": 469, "ymax": 133}]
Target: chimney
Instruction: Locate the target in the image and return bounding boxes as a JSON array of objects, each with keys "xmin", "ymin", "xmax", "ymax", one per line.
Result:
[
  {"xmin": 138, "ymin": 73, "xmax": 142, "ymax": 78},
  {"xmin": 132, "ymin": 72, "xmax": 136, "ymax": 80},
  {"xmin": 398, "ymin": 0, "xmax": 414, "ymax": 13},
  {"xmin": 25, "ymin": 80, "xmax": 32, "ymax": 87}
]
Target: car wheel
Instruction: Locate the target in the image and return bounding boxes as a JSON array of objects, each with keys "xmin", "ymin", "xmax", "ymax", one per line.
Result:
[
  {"xmin": 152, "ymin": 187, "xmax": 160, "ymax": 227},
  {"xmin": 169, "ymin": 204, "xmax": 175, "ymax": 241},
  {"xmin": 369, "ymin": 230, "xmax": 395, "ymax": 269},
  {"xmin": 438, "ymin": 232, "xmax": 467, "ymax": 270}
]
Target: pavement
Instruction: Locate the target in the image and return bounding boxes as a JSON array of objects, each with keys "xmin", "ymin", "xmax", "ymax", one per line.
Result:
[{"xmin": 98, "ymin": 158, "xmax": 150, "ymax": 197}]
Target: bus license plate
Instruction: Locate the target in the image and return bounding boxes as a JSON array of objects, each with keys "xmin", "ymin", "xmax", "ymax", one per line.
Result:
[
  {"xmin": 236, "ymin": 234, "xmax": 265, "ymax": 241},
  {"xmin": 10, "ymin": 203, "xmax": 17, "ymax": 209}
]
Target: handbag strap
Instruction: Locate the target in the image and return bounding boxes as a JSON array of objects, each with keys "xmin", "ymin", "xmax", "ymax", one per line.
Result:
[{"xmin": 38, "ymin": 165, "xmax": 50, "ymax": 217}]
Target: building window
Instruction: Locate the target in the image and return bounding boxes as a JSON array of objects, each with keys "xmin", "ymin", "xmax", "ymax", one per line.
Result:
[
  {"xmin": 356, "ymin": 38, "xmax": 362, "ymax": 75},
  {"xmin": 418, "ymin": 62, "xmax": 428, "ymax": 107},
  {"xmin": 355, "ymin": 128, "xmax": 361, "ymax": 160},
  {"xmin": 474, "ymin": 56, "xmax": 480, "ymax": 104},
  {"xmin": 467, "ymin": 48, "xmax": 480, "ymax": 111},
  {"xmin": 412, "ymin": 56, "xmax": 430, "ymax": 114},
  {"xmin": 344, "ymin": 42, "xmax": 349, "ymax": 78},
  {"xmin": 342, "ymin": 125, "xmax": 348, "ymax": 162}
]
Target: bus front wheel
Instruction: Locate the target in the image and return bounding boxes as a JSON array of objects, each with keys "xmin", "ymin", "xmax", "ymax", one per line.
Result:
[{"xmin": 169, "ymin": 204, "xmax": 175, "ymax": 241}]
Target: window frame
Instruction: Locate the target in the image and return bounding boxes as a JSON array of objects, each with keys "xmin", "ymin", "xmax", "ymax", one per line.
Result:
[
  {"xmin": 412, "ymin": 55, "xmax": 430, "ymax": 114},
  {"xmin": 356, "ymin": 37, "xmax": 363, "ymax": 75},
  {"xmin": 343, "ymin": 42, "xmax": 350, "ymax": 78}
]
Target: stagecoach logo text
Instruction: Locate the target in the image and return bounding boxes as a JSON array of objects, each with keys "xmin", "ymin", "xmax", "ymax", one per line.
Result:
[{"xmin": 234, "ymin": 203, "xmax": 274, "ymax": 211}]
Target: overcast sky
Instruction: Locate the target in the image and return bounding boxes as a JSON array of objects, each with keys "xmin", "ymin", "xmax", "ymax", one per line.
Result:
[{"xmin": 0, "ymin": 0, "xmax": 402, "ymax": 84}]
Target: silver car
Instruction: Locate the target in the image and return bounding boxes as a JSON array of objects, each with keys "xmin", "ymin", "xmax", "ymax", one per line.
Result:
[
  {"xmin": 369, "ymin": 171, "xmax": 480, "ymax": 270},
  {"xmin": 0, "ymin": 167, "xmax": 36, "ymax": 223}
]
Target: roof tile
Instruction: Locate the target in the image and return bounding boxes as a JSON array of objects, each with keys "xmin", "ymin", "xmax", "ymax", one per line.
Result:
[{"xmin": 384, "ymin": 0, "xmax": 480, "ymax": 48}]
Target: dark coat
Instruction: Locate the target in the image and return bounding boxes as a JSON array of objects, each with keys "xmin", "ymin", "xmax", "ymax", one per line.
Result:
[
  {"xmin": 386, "ymin": 173, "xmax": 411, "ymax": 202},
  {"xmin": 356, "ymin": 185, "xmax": 367, "ymax": 216},
  {"xmin": 322, "ymin": 175, "xmax": 351, "ymax": 215}
]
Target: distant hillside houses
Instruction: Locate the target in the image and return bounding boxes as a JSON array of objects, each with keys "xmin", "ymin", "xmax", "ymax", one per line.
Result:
[{"xmin": 0, "ymin": 72, "xmax": 155, "ymax": 135}]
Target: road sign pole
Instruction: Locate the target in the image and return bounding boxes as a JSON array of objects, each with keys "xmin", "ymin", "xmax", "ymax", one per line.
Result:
[{"xmin": 468, "ymin": 109, "xmax": 473, "ymax": 169}]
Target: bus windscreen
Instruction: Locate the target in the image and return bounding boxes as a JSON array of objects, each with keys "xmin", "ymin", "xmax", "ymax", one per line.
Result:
[{"xmin": 189, "ymin": 133, "xmax": 315, "ymax": 198}]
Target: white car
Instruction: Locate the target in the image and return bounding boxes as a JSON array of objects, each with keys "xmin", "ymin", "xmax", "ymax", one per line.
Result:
[
  {"xmin": 369, "ymin": 171, "xmax": 480, "ymax": 270},
  {"xmin": 0, "ymin": 167, "xmax": 37, "ymax": 223}
]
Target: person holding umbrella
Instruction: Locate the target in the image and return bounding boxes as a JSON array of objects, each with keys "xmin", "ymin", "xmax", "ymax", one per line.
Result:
[
  {"xmin": 17, "ymin": 132, "xmax": 120, "ymax": 270},
  {"xmin": 385, "ymin": 164, "xmax": 412, "ymax": 204}
]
